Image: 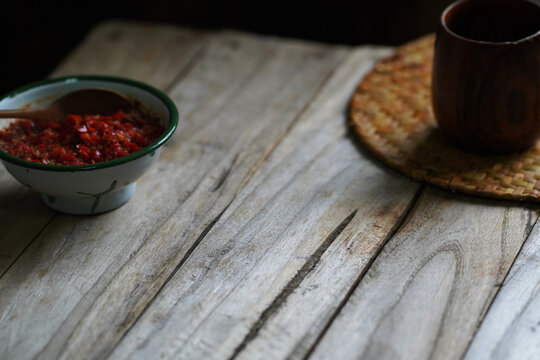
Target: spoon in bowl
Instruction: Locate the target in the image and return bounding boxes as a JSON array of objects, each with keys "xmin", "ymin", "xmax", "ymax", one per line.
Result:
[{"xmin": 0, "ymin": 88, "xmax": 133, "ymax": 124}]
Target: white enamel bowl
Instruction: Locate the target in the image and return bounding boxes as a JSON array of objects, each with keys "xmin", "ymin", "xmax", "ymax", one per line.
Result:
[{"xmin": 0, "ymin": 76, "xmax": 178, "ymax": 214}]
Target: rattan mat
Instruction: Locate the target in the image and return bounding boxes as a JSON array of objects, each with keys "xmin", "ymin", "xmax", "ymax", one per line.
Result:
[{"xmin": 350, "ymin": 34, "xmax": 540, "ymax": 203}]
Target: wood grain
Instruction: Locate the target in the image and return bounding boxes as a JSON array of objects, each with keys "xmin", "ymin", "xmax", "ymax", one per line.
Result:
[
  {"xmin": 0, "ymin": 25, "xmax": 349, "ymax": 359},
  {"xmin": 464, "ymin": 216, "xmax": 540, "ymax": 360},
  {"xmin": 0, "ymin": 21, "xmax": 206, "ymax": 359},
  {"xmin": 310, "ymin": 187, "xmax": 538, "ymax": 360},
  {"xmin": 431, "ymin": 0, "xmax": 540, "ymax": 154},
  {"xmin": 2, "ymin": 20, "xmax": 537, "ymax": 360},
  {"xmin": 51, "ymin": 32, "xmax": 349, "ymax": 360},
  {"xmin": 107, "ymin": 47, "xmax": 421, "ymax": 360},
  {"xmin": 0, "ymin": 21, "xmax": 207, "ymax": 275}
]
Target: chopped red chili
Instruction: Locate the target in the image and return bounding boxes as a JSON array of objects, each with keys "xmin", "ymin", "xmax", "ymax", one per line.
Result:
[{"xmin": 0, "ymin": 106, "xmax": 165, "ymax": 165}]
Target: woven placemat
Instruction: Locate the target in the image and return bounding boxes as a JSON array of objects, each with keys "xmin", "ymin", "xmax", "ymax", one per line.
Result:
[{"xmin": 350, "ymin": 34, "xmax": 540, "ymax": 203}]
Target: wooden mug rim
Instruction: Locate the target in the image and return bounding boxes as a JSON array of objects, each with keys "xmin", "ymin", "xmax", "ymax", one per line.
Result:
[{"xmin": 441, "ymin": 0, "xmax": 540, "ymax": 45}]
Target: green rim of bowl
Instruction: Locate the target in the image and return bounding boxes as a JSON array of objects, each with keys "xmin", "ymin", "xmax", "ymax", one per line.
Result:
[{"xmin": 0, "ymin": 75, "xmax": 178, "ymax": 172}]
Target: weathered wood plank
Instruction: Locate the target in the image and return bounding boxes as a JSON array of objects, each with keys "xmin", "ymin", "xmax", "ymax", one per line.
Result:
[
  {"xmin": 0, "ymin": 27, "xmax": 348, "ymax": 359},
  {"xmin": 49, "ymin": 32, "xmax": 348, "ymax": 360},
  {"xmin": 0, "ymin": 21, "xmax": 206, "ymax": 275},
  {"xmin": 464, "ymin": 217, "xmax": 540, "ymax": 360},
  {"xmin": 106, "ymin": 47, "xmax": 420, "ymax": 360},
  {"xmin": 309, "ymin": 188, "xmax": 538, "ymax": 360},
  {"xmin": 0, "ymin": 22, "xmax": 207, "ymax": 359}
]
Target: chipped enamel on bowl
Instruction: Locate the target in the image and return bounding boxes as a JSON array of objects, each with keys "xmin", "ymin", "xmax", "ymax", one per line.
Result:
[{"xmin": 0, "ymin": 76, "xmax": 178, "ymax": 215}]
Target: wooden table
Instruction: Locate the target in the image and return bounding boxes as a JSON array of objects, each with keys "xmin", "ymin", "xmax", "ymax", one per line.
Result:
[{"xmin": 1, "ymin": 21, "xmax": 539, "ymax": 360}]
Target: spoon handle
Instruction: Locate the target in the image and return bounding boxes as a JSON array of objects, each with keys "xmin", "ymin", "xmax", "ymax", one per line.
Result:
[{"xmin": 0, "ymin": 108, "xmax": 58, "ymax": 123}]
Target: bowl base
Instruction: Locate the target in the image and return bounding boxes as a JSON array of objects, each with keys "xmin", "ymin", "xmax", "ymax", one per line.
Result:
[{"xmin": 41, "ymin": 183, "xmax": 136, "ymax": 215}]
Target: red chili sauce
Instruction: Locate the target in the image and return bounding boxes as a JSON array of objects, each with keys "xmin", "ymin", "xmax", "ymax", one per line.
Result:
[{"xmin": 0, "ymin": 105, "xmax": 164, "ymax": 165}]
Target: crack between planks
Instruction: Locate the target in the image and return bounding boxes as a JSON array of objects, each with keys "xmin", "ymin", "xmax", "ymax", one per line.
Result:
[
  {"xmin": 43, "ymin": 41, "xmax": 347, "ymax": 358},
  {"xmin": 212, "ymin": 154, "xmax": 239, "ymax": 192},
  {"xmin": 228, "ymin": 209, "xmax": 358, "ymax": 360},
  {"xmin": 301, "ymin": 183, "xmax": 426, "ymax": 360},
  {"xmin": 38, "ymin": 172, "xmax": 224, "ymax": 359},
  {"xmin": 459, "ymin": 206, "xmax": 540, "ymax": 360},
  {"xmin": 0, "ymin": 212, "xmax": 58, "ymax": 280},
  {"xmin": 50, "ymin": 40, "xmax": 320, "ymax": 357},
  {"xmin": 104, "ymin": 201, "xmax": 233, "ymax": 358},
  {"xmin": 22, "ymin": 36, "xmax": 213, "ymax": 360}
]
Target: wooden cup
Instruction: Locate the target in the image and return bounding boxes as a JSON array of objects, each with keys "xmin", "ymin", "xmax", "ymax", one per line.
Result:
[{"xmin": 432, "ymin": 0, "xmax": 540, "ymax": 154}]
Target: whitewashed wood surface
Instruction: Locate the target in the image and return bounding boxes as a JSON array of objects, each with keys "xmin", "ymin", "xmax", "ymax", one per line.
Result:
[{"xmin": 1, "ymin": 21, "xmax": 539, "ymax": 360}]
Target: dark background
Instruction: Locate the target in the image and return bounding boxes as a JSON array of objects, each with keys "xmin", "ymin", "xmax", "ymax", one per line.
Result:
[{"xmin": 2, "ymin": 0, "xmax": 454, "ymax": 96}]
